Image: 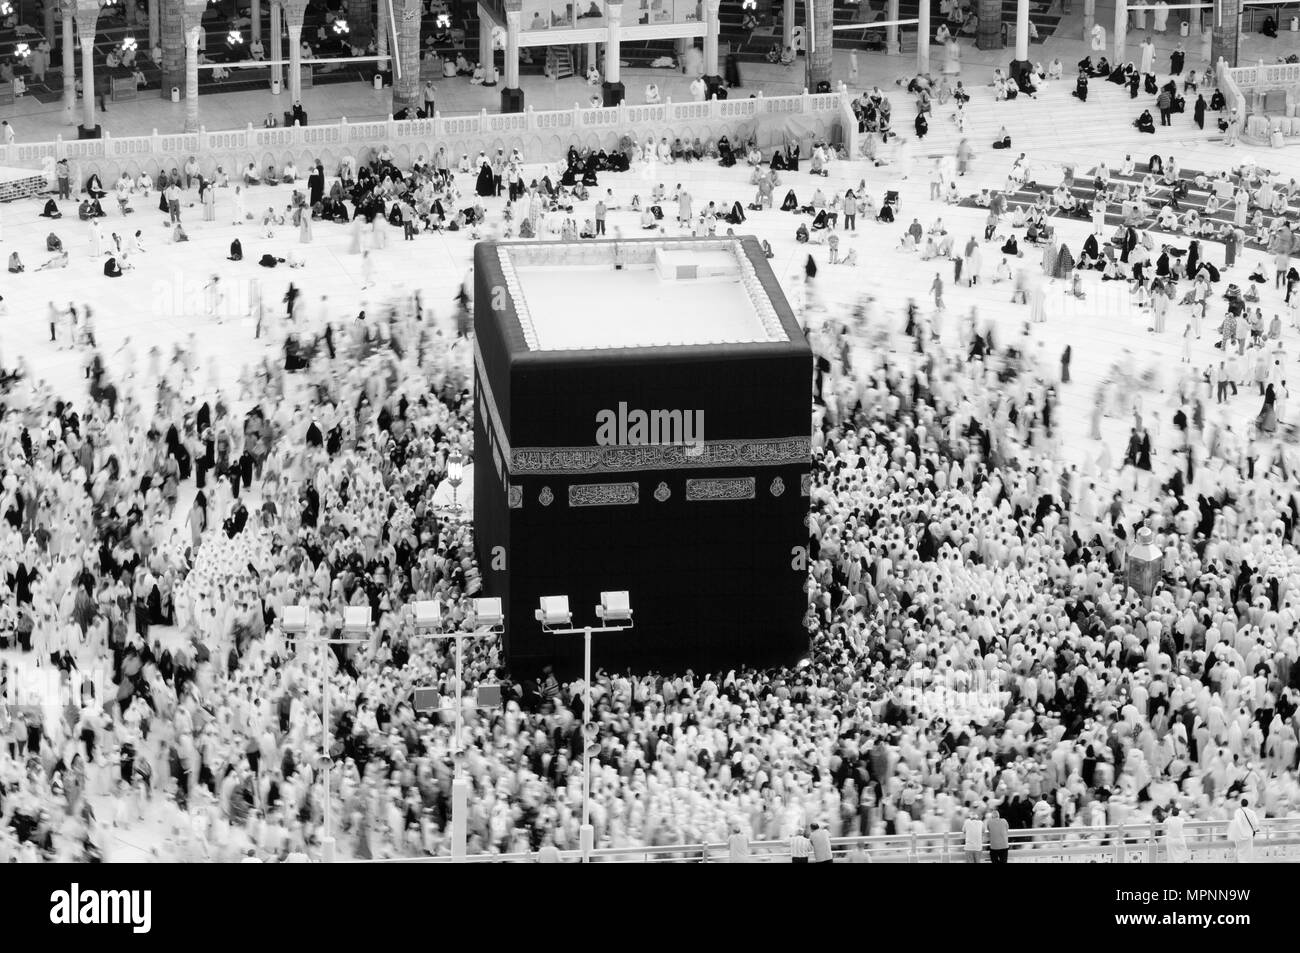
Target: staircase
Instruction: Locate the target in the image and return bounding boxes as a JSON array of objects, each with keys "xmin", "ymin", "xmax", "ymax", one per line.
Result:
[
  {"xmin": 902, "ymin": 71, "xmax": 1219, "ymax": 169},
  {"xmin": 545, "ymin": 45, "xmax": 575, "ymax": 80}
]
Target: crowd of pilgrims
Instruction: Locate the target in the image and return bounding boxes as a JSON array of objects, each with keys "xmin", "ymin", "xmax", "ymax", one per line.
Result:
[
  {"xmin": 1, "ymin": 265, "xmax": 1297, "ymax": 862},
  {"xmin": 2, "ymin": 132, "xmax": 1300, "ymax": 866}
]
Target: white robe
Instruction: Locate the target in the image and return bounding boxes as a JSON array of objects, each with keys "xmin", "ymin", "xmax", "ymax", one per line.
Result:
[
  {"xmin": 1152, "ymin": 1, "xmax": 1169, "ymax": 31},
  {"xmin": 1164, "ymin": 815, "xmax": 1190, "ymax": 862},
  {"xmin": 1140, "ymin": 41, "xmax": 1155, "ymax": 76}
]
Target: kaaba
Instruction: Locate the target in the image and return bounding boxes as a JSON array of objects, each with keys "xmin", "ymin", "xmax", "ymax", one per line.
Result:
[{"xmin": 472, "ymin": 237, "xmax": 811, "ymax": 676}]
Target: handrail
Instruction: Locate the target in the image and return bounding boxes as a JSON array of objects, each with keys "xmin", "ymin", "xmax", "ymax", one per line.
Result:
[
  {"xmin": 364, "ymin": 817, "xmax": 1300, "ymax": 863},
  {"xmin": 0, "ymin": 89, "xmax": 850, "ymax": 175}
]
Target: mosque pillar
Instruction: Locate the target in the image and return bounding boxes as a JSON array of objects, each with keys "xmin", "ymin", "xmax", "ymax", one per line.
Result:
[
  {"xmin": 391, "ymin": 0, "xmax": 421, "ymax": 116},
  {"xmin": 886, "ymin": 0, "xmax": 899, "ymax": 54},
  {"xmin": 502, "ymin": 2, "xmax": 524, "ymax": 112},
  {"xmin": 806, "ymin": 0, "xmax": 833, "ymax": 91},
  {"xmin": 1210, "ymin": 0, "xmax": 1240, "ymax": 67},
  {"xmin": 1113, "ymin": 0, "xmax": 1127, "ymax": 67},
  {"xmin": 61, "ymin": 3, "xmax": 77, "ymax": 121},
  {"xmin": 1014, "ymin": 0, "xmax": 1029, "ymax": 61},
  {"xmin": 1083, "ymin": 0, "xmax": 1095, "ymax": 39},
  {"xmin": 703, "ymin": 0, "xmax": 722, "ymax": 91},
  {"xmin": 148, "ymin": 0, "xmax": 159, "ymax": 56},
  {"xmin": 284, "ymin": 0, "xmax": 306, "ymax": 104},
  {"xmin": 917, "ymin": 0, "xmax": 930, "ymax": 74},
  {"xmin": 75, "ymin": 1, "xmax": 99, "ymax": 132},
  {"xmin": 160, "ymin": 0, "xmax": 185, "ymax": 98}
]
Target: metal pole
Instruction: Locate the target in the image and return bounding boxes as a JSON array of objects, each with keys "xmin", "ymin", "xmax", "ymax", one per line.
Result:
[
  {"xmin": 580, "ymin": 626, "xmax": 594, "ymax": 862},
  {"xmin": 321, "ymin": 638, "xmax": 335, "ymax": 862},
  {"xmin": 450, "ymin": 633, "xmax": 469, "ymax": 860}
]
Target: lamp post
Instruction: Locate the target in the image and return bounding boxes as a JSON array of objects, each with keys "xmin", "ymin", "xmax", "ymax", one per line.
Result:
[
  {"xmin": 412, "ymin": 597, "xmax": 503, "ymax": 859},
  {"xmin": 1126, "ymin": 526, "xmax": 1163, "ymax": 600},
  {"xmin": 447, "ymin": 449, "xmax": 464, "ymax": 511},
  {"xmin": 536, "ymin": 591, "xmax": 633, "ymax": 862},
  {"xmin": 282, "ymin": 603, "xmax": 372, "ymax": 863}
]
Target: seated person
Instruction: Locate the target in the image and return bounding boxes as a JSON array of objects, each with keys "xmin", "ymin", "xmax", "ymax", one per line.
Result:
[
  {"xmin": 78, "ymin": 198, "xmax": 105, "ymax": 219},
  {"xmin": 228, "ymin": 239, "xmax": 243, "ymax": 261},
  {"xmin": 795, "ymin": 223, "xmax": 809, "ymax": 243},
  {"xmin": 244, "ymin": 162, "xmax": 261, "ymax": 185},
  {"xmin": 1047, "ymin": 57, "xmax": 1063, "ymax": 81},
  {"xmin": 1073, "ymin": 72, "xmax": 1089, "ymax": 101},
  {"xmin": 103, "ymin": 256, "xmax": 123, "ymax": 277},
  {"xmin": 992, "ymin": 126, "xmax": 1011, "ymax": 149},
  {"xmin": 1001, "ymin": 234, "xmax": 1019, "ymax": 256},
  {"xmin": 7, "ymin": 251, "xmax": 23, "ymax": 272},
  {"xmin": 172, "ymin": 222, "xmax": 189, "ymax": 242},
  {"xmin": 1134, "ymin": 109, "xmax": 1156, "ymax": 134},
  {"xmin": 39, "ymin": 249, "xmax": 69, "ymax": 270},
  {"xmin": 40, "ymin": 198, "xmax": 61, "ymax": 218},
  {"xmin": 640, "ymin": 207, "xmax": 657, "ymax": 229},
  {"xmin": 86, "ymin": 174, "xmax": 107, "ymax": 199},
  {"xmin": 282, "ymin": 161, "xmax": 298, "ymax": 183}
]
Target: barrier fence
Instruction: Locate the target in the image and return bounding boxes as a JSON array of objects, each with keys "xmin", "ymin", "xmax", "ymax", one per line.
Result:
[
  {"xmin": 366, "ymin": 817, "xmax": 1300, "ymax": 863},
  {"xmin": 0, "ymin": 90, "xmax": 848, "ymax": 181}
]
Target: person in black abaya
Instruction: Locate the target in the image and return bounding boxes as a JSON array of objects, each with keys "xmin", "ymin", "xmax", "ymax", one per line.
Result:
[
  {"xmin": 1185, "ymin": 239, "xmax": 1200, "ymax": 279},
  {"xmin": 1128, "ymin": 71, "xmax": 1140, "ymax": 98},
  {"xmin": 1073, "ymin": 72, "xmax": 1088, "ymax": 101},
  {"xmin": 308, "ymin": 162, "xmax": 325, "ymax": 206},
  {"xmin": 1194, "ymin": 94, "xmax": 1206, "ymax": 129},
  {"xmin": 475, "ymin": 161, "xmax": 495, "ymax": 197},
  {"xmin": 1148, "ymin": 154, "xmax": 1163, "ymax": 175},
  {"xmin": 915, "ymin": 111, "xmax": 929, "ymax": 139}
]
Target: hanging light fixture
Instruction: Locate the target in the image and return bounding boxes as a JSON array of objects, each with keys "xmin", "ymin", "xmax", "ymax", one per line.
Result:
[
  {"xmin": 0, "ymin": 2, "xmax": 12, "ymax": 15},
  {"xmin": 435, "ymin": 13, "xmax": 451, "ymax": 28},
  {"xmin": 333, "ymin": 17, "xmax": 349, "ymax": 35},
  {"xmin": 227, "ymin": 27, "xmax": 243, "ymax": 44},
  {"xmin": 14, "ymin": 42, "xmax": 30, "ymax": 59},
  {"xmin": 122, "ymin": 36, "xmax": 138, "ymax": 52}
]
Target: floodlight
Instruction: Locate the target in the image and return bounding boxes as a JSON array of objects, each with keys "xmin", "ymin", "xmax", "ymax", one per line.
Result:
[
  {"xmin": 342, "ymin": 605, "xmax": 370, "ymax": 635},
  {"xmin": 471, "ymin": 597, "xmax": 504, "ymax": 630},
  {"xmin": 595, "ymin": 591, "xmax": 632, "ymax": 624},
  {"xmin": 413, "ymin": 599, "xmax": 442, "ymax": 630},
  {"xmin": 535, "ymin": 595, "xmax": 572, "ymax": 628},
  {"xmin": 281, "ymin": 603, "xmax": 309, "ymax": 634}
]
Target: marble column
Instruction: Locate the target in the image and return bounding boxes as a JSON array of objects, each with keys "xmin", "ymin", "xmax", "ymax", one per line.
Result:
[
  {"xmin": 1015, "ymin": 0, "xmax": 1029, "ymax": 60},
  {"xmin": 78, "ymin": 28, "xmax": 96, "ymax": 129},
  {"xmin": 62, "ymin": 7, "xmax": 76, "ymax": 120},
  {"xmin": 251, "ymin": 0, "xmax": 260, "ymax": 51},
  {"xmin": 782, "ymin": 0, "xmax": 793, "ymax": 50},
  {"xmin": 285, "ymin": 0, "xmax": 305, "ymax": 103},
  {"xmin": 161, "ymin": 0, "xmax": 185, "ymax": 97},
  {"xmin": 1210, "ymin": 0, "xmax": 1240, "ymax": 67},
  {"xmin": 601, "ymin": 2, "xmax": 623, "ymax": 105},
  {"xmin": 1113, "ymin": 0, "xmax": 1127, "ymax": 68},
  {"xmin": 376, "ymin": 0, "xmax": 387, "ymax": 63},
  {"xmin": 501, "ymin": 5, "xmax": 523, "ymax": 111},
  {"xmin": 270, "ymin": 0, "xmax": 282, "ymax": 90},
  {"xmin": 391, "ymin": 0, "xmax": 421, "ymax": 115},
  {"xmin": 184, "ymin": 24, "xmax": 201, "ymax": 131},
  {"xmin": 807, "ymin": 0, "xmax": 833, "ymax": 90},
  {"xmin": 703, "ymin": 0, "xmax": 721, "ymax": 77},
  {"xmin": 1083, "ymin": 0, "xmax": 1095, "ymax": 39},
  {"xmin": 917, "ymin": 0, "xmax": 930, "ymax": 74},
  {"xmin": 148, "ymin": 0, "xmax": 159, "ymax": 54},
  {"xmin": 886, "ymin": 0, "xmax": 899, "ymax": 54}
]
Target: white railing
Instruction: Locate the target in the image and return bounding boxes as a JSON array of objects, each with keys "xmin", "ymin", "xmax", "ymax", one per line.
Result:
[
  {"xmin": 1226, "ymin": 61, "xmax": 1300, "ymax": 92},
  {"xmin": 365, "ymin": 817, "xmax": 1300, "ymax": 863},
  {"xmin": 0, "ymin": 90, "xmax": 849, "ymax": 175}
]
